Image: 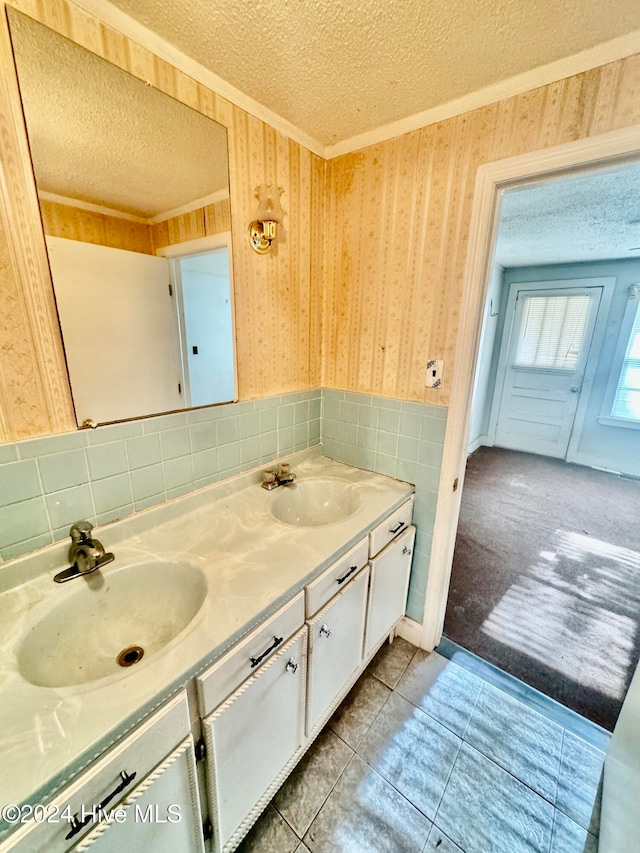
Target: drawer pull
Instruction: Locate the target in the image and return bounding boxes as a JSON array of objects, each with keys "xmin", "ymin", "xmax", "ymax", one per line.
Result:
[
  {"xmin": 389, "ymin": 520, "xmax": 406, "ymax": 535},
  {"xmin": 336, "ymin": 564, "xmax": 359, "ymax": 585},
  {"xmin": 250, "ymin": 635, "xmax": 283, "ymax": 669},
  {"xmin": 286, "ymin": 658, "xmax": 299, "ymax": 674},
  {"xmin": 402, "ymin": 546, "xmax": 412, "ymax": 555},
  {"xmin": 65, "ymin": 769, "xmax": 137, "ymax": 840},
  {"xmin": 319, "ymin": 624, "xmax": 332, "ymax": 638}
]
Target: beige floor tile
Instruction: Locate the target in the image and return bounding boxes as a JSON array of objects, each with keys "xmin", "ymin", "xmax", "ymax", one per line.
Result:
[
  {"xmin": 328, "ymin": 672, "xmax": 391, "ymax": 749},
  {"xmin": 274, "ymin": 728, "xmax": 353, "ymax": 836}
]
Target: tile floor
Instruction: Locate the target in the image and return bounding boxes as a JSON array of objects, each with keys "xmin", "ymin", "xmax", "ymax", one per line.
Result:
[{"xmin": 237, "ymin": 639, "xmax": 609, "ymax": 853}]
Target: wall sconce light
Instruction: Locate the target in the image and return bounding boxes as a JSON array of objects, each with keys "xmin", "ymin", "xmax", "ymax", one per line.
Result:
[{"xmin": 248, "ymin": 184, "xmax": 284, "ymax": 254}]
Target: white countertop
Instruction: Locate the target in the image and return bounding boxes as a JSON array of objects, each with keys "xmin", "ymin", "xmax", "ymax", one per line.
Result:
[{"xmin": 0, "ymin": 449, "xmax": 413, "ymax": 827}]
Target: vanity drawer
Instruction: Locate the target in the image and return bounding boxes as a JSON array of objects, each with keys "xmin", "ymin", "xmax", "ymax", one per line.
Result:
[
  {"xmin": 196, "ymin": 591, "xmax": 305, "ymax": 716},
  {"xmin": 0, "ymin": 691, "xmax": 190, "ymax": 853},
  {"xmin": 369, "ymin": 496, "xmax": 414, "ymax": 558},
  {"xmin": 305, "ymin": 537, "xmax": 369, "ymax": 616}
]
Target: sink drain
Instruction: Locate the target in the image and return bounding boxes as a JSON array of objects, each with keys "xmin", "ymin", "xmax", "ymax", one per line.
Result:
[{"xmin": 117, "ymin": 645, "xmax": 144, "ymax": 667}]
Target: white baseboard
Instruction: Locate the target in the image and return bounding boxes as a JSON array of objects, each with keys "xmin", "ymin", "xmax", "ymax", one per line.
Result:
[
  {"xmin": 466, "ymin": 435, "xmax": 489, "ymax": 455},
  {"xmin": 567, "ymin": 449, "xmax": 639, "ymax": 478},
  {"xmin": 396, "ymin": 616, "xmax": 423, "ymax": 647}
]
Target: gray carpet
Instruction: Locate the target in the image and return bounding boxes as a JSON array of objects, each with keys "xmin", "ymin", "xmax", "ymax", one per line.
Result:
[{"xmin": 444, "ymin": 446, "xmax": 640, "ymax": 731}]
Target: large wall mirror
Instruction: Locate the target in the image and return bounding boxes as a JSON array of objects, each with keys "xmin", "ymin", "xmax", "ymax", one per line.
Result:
[{"xmin": 8, "ymin": 9, "xmax": 237, "ymax": 427}]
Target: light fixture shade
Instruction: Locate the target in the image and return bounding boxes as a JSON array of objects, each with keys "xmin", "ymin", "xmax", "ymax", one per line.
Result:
[{"xmin": 255, "ymin": 184, "xmax": 284, "ymax": 224}]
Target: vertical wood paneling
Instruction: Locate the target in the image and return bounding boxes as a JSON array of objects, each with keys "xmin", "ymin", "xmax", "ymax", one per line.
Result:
[
  {"xmin": 322, "ymin": 56, "xmax": 640, "ymax": 406},
  {"xmin": 1, "ymin": 0, "xmax": 639, "ymax": 441},
  {"xmin": 0, "ymin": 0, "xmax": 323, "ymax": 441},
  {"xmin": 40, "ymin": 200, "xmax": 153, "ymax": 253},
  {"xmin": 40, "ymin": 198, "xmax": 232, "ymax": 254},
  {"xmin": 0, "ymin": 6, "xmax": 75, "ymax": 441}
]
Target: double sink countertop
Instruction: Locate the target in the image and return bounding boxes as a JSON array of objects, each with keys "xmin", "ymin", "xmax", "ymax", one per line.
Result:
[{"xmin": 0, "ymin": 448, "xmax": 414, "ymax": 832}]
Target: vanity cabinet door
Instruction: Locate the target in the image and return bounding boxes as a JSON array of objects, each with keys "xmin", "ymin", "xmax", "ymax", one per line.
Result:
[
  {"xmin": 71, "ymin": 737, "xmax": 204, "ymax": 853},
  {"xmin": 202, "ymin": 628, "xmax": 307, "ymax": 853},
  {"xmin": 364, "ymin": 526, "xmax": 415, "ymax": 658},
  {"xmin": 0, "ymin": 692, "xmax": 191, "ymax": 853},
  {"xmin": 306, "ymin": 567, "xmax": 369, "ymax": 737}
]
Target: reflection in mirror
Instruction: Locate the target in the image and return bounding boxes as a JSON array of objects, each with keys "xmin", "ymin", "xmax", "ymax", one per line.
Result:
[{"xmin": 8, "ymin": 9, "xmax": 237, "ymax": 426}]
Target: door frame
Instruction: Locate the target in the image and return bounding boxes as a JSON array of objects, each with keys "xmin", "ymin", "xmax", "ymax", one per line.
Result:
[
  {"xmin": 487, "ymin": 278, "xmax": 614, "ymax": 456},
  {"xmin": 419, "ymin": 123, "xmax": 640, "ymax": 651}
]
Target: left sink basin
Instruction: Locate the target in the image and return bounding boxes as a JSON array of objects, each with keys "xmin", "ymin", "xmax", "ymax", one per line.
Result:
[{"xmin": 17, "ymin": 561, "xmax": 207, "ymax": 688}]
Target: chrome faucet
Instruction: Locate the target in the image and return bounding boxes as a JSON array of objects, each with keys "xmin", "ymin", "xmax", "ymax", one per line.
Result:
[
  {"xmin": 262, "ymin": 462, "xmax": 297, "ymax": 490},
  {"xmin": 53, "ymin": 520, "xmax": 115, "ymax": 583}
]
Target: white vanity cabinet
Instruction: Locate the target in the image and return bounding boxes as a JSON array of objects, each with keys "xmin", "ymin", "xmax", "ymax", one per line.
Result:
[
  {"xmin": 196, "ymin": 593, "xmax": 307, "ymax": 853},
  {"xmin": 200, "ymin": 629, "xmax": 307, "ymax": 853},
  {"xmin": 305, "ymin": 565, "xmax": 369, "ymax": 736},
  {"xmin": 0, "ymin": 691, "xmax": 202, "ymax": 853},
  {"xmin": 71, "ymin": 737, "xmax": 204, "ymax": 853},
  {"xmin": 0, "ymin": 481, "xmax": 417, "ymax": 853},
  {"xmin": 364, "ymin": 524, "xmax": 416, "ymax": 658}
]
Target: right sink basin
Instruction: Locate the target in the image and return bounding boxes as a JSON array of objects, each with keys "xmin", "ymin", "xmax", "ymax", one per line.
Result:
[{"xmin": 269, "ymin": 478, "xmax": 361, "ymax": 527}]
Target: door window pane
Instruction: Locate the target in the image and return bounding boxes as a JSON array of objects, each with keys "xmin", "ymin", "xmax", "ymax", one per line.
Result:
[{"xmin": 515, "ymin": 294, "xmax": 591, "ymax": 370}]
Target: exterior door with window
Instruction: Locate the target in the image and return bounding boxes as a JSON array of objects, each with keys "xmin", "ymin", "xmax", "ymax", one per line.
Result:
[{"xmin": 492, "ymin": 283, "xmax": 603, "ymax": 458}]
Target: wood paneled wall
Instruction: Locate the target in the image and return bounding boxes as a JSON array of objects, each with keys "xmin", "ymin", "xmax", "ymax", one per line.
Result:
[
  {"xmin": 322, "ymin": 56, "xmax": 640, "ymax": 406},
  {"xmin": 40, "ymin": 199, "xmax": 153, "ymax": 253},
  {"xmin": 40, "ymin": 197, "xmax": 232, "ymax": 254},
  {"xmin": 2, "ymin": 0, "xmax": 640, "ymax": 442},
  {"xmin": 0, "ymin": 0, "xmax": 324, "ymax": 442},
  {"xmin": 150, "ymin": 198, "xmax": 231, "ymax": 250}
]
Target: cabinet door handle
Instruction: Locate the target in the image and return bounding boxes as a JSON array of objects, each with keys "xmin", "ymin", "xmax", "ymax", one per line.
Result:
[
  {"xmin": 250, "ymin": 635, "xmax": 283, "ymax": 669},
  {"xmin": 286, "ymin": 658, "xmax": 299, "ymax": 674},
  {"xmin": 389, "ymin": 520, "xmax": 406, "ymax": 534},
  {"xmin": 336, "ymin": 564, "xmax": 359, "ymax": 585},
  {"xmin": 319, "ymin": 624, "xmax": 332, "ymax": 638},
  {"xmin": 402, "ymin": 546, "xmax": 412, "ymax": 555},
  {"xmin": 65, "ymin": 769, "xmax": 137, "ymax": 840}
]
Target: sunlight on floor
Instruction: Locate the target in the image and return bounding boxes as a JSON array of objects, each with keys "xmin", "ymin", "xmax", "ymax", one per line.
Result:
[{"xmin": 481, "ymin": 530, "xmax": 640, "ymax": 700}]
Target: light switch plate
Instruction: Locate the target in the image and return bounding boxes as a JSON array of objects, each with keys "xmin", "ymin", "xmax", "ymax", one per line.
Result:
[{"xmin": 425, "ymin": 360, "xmax": 444, "ymax": 388}]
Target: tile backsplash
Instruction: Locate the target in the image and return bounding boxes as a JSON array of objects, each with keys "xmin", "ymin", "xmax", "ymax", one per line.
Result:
[
  {"xmin": 0, "ymin": 386, "xmax": 447, "ymax": 628},
  {"xmin": 321, "ymin": 388, "xmax": 447, "ymax": 623},
  {"xmin": 0, "ymin": 390, "xmax": 320, "ymax": 560}
]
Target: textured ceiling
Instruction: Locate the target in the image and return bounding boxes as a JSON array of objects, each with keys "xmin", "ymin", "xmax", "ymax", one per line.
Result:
[
  {"xmin": 495, "ymin": 159, "xmax": 640, "ymax": 267},
  {"xmin": 9, "ymin": 10, "xmax": 229, "ymax": 219},
  {"xmin": 104, "ymin": 0, "xmax": 640, "ymax": 147}
]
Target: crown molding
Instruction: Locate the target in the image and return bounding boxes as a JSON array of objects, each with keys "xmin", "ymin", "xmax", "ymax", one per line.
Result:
[
  {"xmin": 68, "ymin": 1, "xmax": 640, "ymax": 162},
  {"xmin": 325, "ymin": 28, "xmax": 640, "ymax": 159}
]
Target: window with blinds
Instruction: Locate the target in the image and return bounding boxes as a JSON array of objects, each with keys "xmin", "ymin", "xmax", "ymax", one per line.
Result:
[
  {"xmin": 514, "ymin": 294, "xmax": 591, "ymax": 370},
  {"xmin": 611, "ymin": 300, "xmax": 640, "ymax": 422}
]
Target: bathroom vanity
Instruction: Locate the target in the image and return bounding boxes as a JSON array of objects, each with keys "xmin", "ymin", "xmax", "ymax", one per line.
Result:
[{"xmin": 0, "ymin": 450, "xmax": 415, "ymax": 852}]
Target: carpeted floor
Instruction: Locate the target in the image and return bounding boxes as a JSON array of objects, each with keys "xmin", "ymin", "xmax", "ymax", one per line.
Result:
[{"xmin": 444, "ymin": 446, "xmax": 640, "ymax": 731}]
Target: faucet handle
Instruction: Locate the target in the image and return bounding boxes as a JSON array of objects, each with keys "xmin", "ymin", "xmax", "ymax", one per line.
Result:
[{"xmin": 70, "ymin": 520, "xmax": 94, "ymax": 542}]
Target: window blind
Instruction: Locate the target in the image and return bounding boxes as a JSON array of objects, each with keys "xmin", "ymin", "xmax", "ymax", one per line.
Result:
[
  {"xmin": 514, "ymin": 294, "xmax": 591, "ymax": 370},
  {"xmin": 611, "ymin": 300, "xmax": 640, "ymax": 422}
]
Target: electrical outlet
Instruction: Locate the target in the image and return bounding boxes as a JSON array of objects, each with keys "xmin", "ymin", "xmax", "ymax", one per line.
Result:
[{"xmin": 425, "ymin": 360, "xmax": 444, "ymax": 388}]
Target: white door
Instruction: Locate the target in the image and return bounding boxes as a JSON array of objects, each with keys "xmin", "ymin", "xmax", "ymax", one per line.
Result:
[
  {"xmin": 492, "ymin": 283, "xmax": 602, "ymax": 458},
  {"xmin": 364, "ymin": 526, "xmax": 415, "ymax": 658},
  {"xmin": 203, "ymin": 629, "xmax": 306, "ymax": 853},
  {"xmin": 306, "ymin": 567, "xmax": 369, "ymax": 736},
  {"xmin": 46, "ymin": 237, "xmax": 183, "ymax": 424}
]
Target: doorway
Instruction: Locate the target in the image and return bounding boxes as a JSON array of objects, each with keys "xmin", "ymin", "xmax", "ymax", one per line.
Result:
[
  {"xmin": 437, "ymin": 152, "xmax": 640, "ymax": 730},
  {"xmin": 171, "ymin": 247, "xmax": 235, "ymax": 408},
  {"xmin": 490, "ymin": 281, "xmax": 606, "ymax": 459}
]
